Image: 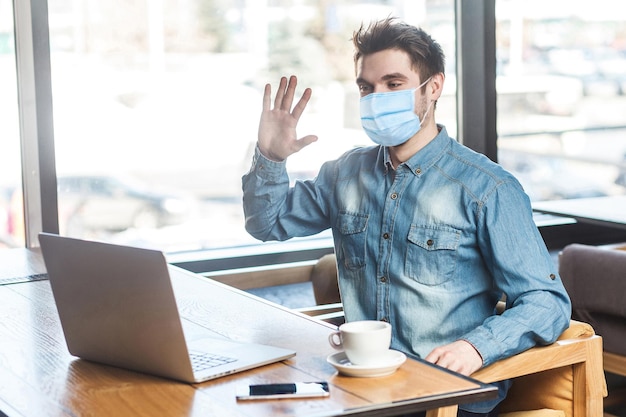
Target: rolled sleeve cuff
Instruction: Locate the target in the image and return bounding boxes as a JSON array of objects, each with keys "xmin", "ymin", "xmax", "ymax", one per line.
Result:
[
  {"xmin": 462, "ymin": 327, "xmax": 504, "ymax": 368},
  {"xmin": 249, "ymin": 145, "xmax": 287, "ymax": 181}
]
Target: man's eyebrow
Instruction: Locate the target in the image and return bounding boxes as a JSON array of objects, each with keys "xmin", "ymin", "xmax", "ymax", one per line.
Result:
[
  {"xmin": 381, "ymin": 72, "xmax": 409, "ymax": 81},
  {"xmin": 356, "ymin": 73, "xmax": 409, "ymax": 85}
]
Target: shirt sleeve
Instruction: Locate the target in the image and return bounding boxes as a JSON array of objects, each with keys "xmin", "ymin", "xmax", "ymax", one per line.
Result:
[
  {"xmin": 242, "ymin": 146, "xmax": 332, "ymax": 242},
  {"xmin": 461, "ymin": 179, "xmax": 572, "ymax": 367}
]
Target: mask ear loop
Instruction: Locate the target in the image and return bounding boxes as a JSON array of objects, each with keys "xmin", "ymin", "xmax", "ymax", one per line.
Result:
[
  {"xmin": 417, "ymin": 76, "xmax": 432, "ymax": 91},
  {"xmin": 416, "ymin": 77, "xmax": 434, "ymax": 123},
  {"xmin": 421, "ymin": 100, "xmax": 434, "ymax": 122}
]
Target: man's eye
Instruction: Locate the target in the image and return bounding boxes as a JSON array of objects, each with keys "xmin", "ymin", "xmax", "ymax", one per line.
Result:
[{"xmin": 359, "ymin": 85, "xmax": 372, "ymax": 94}]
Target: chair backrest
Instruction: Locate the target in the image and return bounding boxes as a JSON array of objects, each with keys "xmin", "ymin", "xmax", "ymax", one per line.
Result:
[
  {"xmin": 559, "ymin": 243, "xmax": 626, "ymax": 413},
  {"xmin": 310, "ymin": 253, "xmax": 340, "ymax": 305},
  {"xmin": 559, "ymin": 243, "xmax": 626, "ymax": 357}
]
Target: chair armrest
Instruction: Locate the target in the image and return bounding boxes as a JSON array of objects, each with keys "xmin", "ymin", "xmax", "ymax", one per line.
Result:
[
  {"xmin": 471, "ymin": 320, "xmax": 595, "ymax": 382},
  {"xmin": 428, "ymin": 321, "xmax": 606, "ymax": 417},
  {"xmin": 472, "ymin": 325, "xmax": 605, "ymax": 417},
  {"xmin": 472, "ymin": 334, "xmax": 601, "ymax": 382}
]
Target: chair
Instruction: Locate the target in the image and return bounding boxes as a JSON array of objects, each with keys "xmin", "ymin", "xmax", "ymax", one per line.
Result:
[
  {"xmin": 428, "ymin": 320, "xmax": 605, "ymax": 417},
  {"xmin": 304, "ymin": 254, "xmax": 607, "ymax": 417},
  {"xmin": 309, "ymin": 254, "xmax": 341, "ymax": 306},
  {"xmin": 558, "ymin": 243, "xmax": 626, "ymax": 414},
  {"xmin": 296, "ymin": 254, "xmax": 345, "ymax": 325}
]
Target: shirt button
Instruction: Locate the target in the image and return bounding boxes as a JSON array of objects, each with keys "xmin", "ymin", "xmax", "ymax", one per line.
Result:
[
  {"xmin": 415, "ymin": 168, "xmax": 422, "ymax": 174},
  {"xmin": 427, "ymin": 239, "xmax": 434, "ymax": 246},
  {"xmin": 380, "ymin": 276, "xmax": 387, "ymax": 283},
  {"xmin": 380, "ymin": 317, "xmax": 389, "ymax": 323},
  {"xmin": 549, "ymin": 273, "xmax": 556, "ymax": 280},
  {"xmin": 390, "ymin": 193, "xmax": 398, "ymax": 200},
  {"xmin": 383, "ymin": 233, "xmax": 390, "ymax": 239}
]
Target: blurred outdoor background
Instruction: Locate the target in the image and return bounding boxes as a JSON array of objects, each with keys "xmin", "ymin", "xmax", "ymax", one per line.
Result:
[{"xmin": 1, "ymin": 0, "xmax": 625, "ymax": 252}]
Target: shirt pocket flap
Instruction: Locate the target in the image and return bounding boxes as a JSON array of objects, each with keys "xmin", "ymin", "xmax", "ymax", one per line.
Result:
[
  {"xmin": 338, "ymin": 211, "xmax": 369, "ymax": 235},
  {"xmin": 408, "ymin": 224, "xmax": 460, "ymax": 251}
]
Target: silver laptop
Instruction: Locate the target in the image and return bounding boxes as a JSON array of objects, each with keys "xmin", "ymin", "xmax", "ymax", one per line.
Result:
[{"xmin": 38, "ymin": 232, "xmax": 295, "ymax": 383}]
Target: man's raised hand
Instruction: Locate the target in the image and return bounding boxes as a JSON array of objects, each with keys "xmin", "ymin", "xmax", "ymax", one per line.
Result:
[{"xmin": 257, "ymin": 75, "xmax": 318, "ymax": 161}]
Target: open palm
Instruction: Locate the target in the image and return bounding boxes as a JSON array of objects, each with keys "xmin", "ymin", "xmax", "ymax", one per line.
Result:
[{"xmin": 257, "ymin": 75, "xmax": 318, "ymax": 161}]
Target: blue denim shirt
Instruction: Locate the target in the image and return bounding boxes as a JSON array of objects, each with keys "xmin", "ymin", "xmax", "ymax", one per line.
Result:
[{"xmin": 242, "ymin": 126, "xmax": 571, "ymax": 412}]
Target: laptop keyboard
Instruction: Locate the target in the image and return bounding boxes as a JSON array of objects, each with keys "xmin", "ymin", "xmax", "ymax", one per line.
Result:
[{"xmin": 190, "ymin": 352, "xmax": 237, "ymax": 372}]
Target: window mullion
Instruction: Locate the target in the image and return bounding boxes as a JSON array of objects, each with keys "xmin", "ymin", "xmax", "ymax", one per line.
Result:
[
  {"xmin": 455, "ymin": 0, "xmax": 497, "ymax": 162},
  {"xmin": 13, "ymin": 0, "xmax": 59, "ymax": 247}
]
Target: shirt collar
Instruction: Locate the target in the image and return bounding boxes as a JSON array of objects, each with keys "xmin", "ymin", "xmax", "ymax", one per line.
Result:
[{"xmin": 381, "ymin": 125, "xmax": 451, "ymax": 176}]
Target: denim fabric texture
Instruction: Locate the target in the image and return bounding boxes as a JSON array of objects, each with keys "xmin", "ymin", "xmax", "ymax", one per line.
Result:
[{"xmin": 242, "ymin": 125, "xmax": 571, "ymax": 412}]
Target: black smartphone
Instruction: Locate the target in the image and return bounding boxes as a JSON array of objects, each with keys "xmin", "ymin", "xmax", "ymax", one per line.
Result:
[{"xmin": 235, "ymin": 382, "xmax": 330, "ymax": 400}]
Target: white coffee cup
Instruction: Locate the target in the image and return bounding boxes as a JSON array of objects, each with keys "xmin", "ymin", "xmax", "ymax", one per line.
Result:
[{"xmin": 328, "ymin": 320, "xmax": 392, "ymax": 366}]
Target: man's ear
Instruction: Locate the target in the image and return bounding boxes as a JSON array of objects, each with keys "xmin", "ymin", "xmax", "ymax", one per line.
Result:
[{"xmin": 429, "ymin": 72, "xmax": 445, "ymax": 102}]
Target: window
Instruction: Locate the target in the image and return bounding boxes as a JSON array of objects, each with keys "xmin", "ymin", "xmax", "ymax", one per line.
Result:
[
  {"xmin": 12, "ymin": 1, "xmax": 626, "ymax": 261},
  {"xmin": 0, "ymin": 0, "xmax": 23, "ymax": 249},
  {"xmin": 44, "ymin": 0, "xmax": 456, "ymax": 254},
  {"xmin": 495, "ymin": 0, "xmax": 626, "ymax": 202}
]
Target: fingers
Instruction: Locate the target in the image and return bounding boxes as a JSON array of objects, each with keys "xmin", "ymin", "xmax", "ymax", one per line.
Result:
[
  {"xmin": 294, "ymin": 134, "xmax": 318, "ymax": 152},
  {"xmin": 262, "ymin": 83, "xmax": 272, "ymax": 111},
  {"xmin": 272, "ymin": 75, "xmax": 302, "ymax": 114},
  {"xmin": 273, "ymin": 76, "xmax": 287, "ymax": 110},
  {"xmin": 291, "ymin": 87, "xmax": 312, "ymax": 121},
  {"xmin": 424, "ymin": 349, "xmax": 444, "ymax": 366},
  {"xmin": 281, "ymin": 75, "xmax": 297, "ymax": 111},
  {"xmin": 425, "ymin": 349, "xmax": 464, "ymax": 374},
  {"xmin": 424, "ymin": 341, "xmax": 483, "ymax": 376},
  {"xmin": 259, "ymin": 75, "xmax": 315, "ymax": 160}
]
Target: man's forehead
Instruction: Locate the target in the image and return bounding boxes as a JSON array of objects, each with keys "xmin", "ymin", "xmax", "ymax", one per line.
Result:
[{"xmin": 356, "ymin": 50, "xmax": 419, "ymax": 82}]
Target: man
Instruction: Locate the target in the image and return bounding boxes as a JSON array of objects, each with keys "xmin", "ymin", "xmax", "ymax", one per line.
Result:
[{"xmin": 242, "ymin": 18, "xmax": 571, "ymax": 416}]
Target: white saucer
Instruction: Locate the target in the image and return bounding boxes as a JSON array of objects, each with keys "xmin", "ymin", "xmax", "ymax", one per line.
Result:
[{"xmin": 327, "ymin": 350, "xmax": 407, "ymax": 377}]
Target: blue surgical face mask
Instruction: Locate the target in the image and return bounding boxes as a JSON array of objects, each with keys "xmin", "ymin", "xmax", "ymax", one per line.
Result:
[{"xmin": 360, "ymin": 77, "xmax": 432, "ymax": 147}]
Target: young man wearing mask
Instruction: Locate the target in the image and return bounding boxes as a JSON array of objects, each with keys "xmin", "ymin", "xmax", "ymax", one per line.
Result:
[{"xmin": 242, "ymin": 18, "xmax": 571, "ymax": 416}]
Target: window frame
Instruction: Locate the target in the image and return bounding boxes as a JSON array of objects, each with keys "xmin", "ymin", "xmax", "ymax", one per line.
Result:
[
  {"xmin": 14, "ymin": 0, "xmax": 59, "ymax": 247},
  {"xmin": 12, "ymin": 0, "xmax": 626, "ymax": 274}
]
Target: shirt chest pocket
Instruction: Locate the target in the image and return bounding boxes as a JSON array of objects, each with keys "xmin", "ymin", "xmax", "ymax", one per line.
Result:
[
  {"xmin": 337, "ymin": 211, "xmax": 369, "ymax": 270},
  {"xmin": 405, "ymin": 224, "xmax": 461, "ymax": 286}
]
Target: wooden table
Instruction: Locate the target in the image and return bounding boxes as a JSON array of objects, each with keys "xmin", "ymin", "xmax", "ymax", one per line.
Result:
[{"xmin": 0, "ymin": 248, "xmax": 496, "ymax": 417}]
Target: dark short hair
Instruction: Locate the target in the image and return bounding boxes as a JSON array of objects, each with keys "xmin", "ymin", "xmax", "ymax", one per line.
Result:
[{"xmin": 352, "ymin": 17, "xmax": 445, "ymax": 82}]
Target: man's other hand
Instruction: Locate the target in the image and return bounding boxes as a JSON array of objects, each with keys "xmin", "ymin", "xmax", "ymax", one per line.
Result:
[{"xmin": 424, "ymin": 340, "xmax": 483, "ymax": 376}]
